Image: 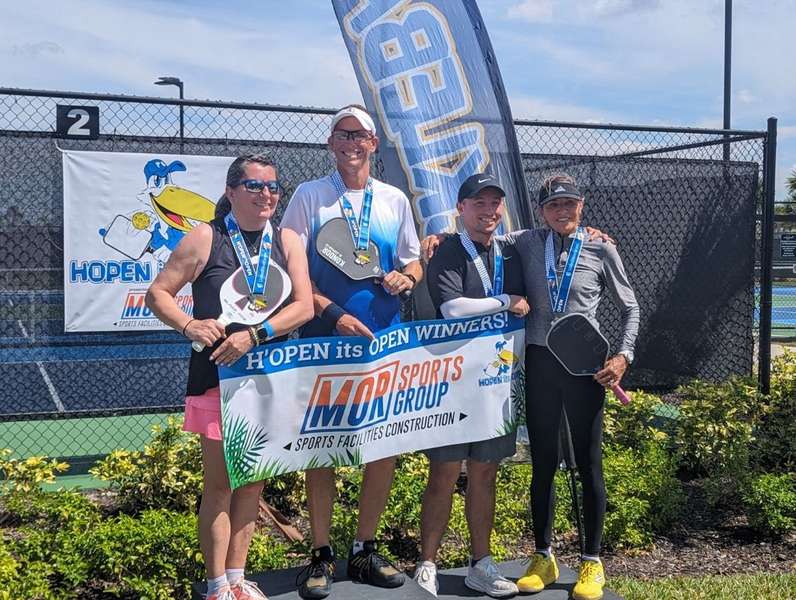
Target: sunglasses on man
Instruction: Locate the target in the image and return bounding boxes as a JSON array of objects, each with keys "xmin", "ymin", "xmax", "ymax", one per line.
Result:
[
  {"xmin": 330, "ymin": 129, "xmax": 374, "ymax": 142},
  {"xmin": 237, "ymin": 179, "xmax": 283, "ymax": 194}
]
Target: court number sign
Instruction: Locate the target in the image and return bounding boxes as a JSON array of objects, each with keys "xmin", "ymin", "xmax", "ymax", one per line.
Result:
[{"xmin": 56, "ymin": 105, "xmax": 100, "ymax": 139}]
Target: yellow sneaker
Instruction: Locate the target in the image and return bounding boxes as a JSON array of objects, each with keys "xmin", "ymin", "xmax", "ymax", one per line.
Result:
[
  {"xmin": 516, "ymin": 553, "xmax": 559, "ymax": 593},
  {"xmin": 572, "ymin": 560, "xmax": 605, "ymax": 600}
]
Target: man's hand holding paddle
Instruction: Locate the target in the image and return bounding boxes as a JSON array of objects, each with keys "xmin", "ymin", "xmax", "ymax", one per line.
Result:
[{"xmin": 381, "ymin": 270, "xmax": 414, "ymax": 296}]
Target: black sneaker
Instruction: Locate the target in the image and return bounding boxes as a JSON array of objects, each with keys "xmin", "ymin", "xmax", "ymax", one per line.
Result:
[
  {"xmin": 296, "ymin": 546, "xmax": 335, "ymax": 599},
  {"xmin": 347, "ymin": 540, "xmax": 405, "ymax": 588}
]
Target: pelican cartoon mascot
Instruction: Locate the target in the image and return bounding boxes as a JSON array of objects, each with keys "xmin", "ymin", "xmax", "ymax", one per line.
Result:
[{"xmin": 99, "ymin": 158, "xmax": 216, "ymax": 262}]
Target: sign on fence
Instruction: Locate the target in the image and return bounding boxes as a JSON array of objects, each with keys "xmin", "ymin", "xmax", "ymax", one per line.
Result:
[
  {"xmin": 63, "ymin": 150, "xmax": 232, "ymax": 332},
  {"xmin": 218, "ymin": 313, "xmax": 525, "ymax": 488}
]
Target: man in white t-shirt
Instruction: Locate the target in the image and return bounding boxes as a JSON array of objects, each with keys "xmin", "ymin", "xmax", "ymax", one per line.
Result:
[{"xmin": 280, "ymin": 104, "xmax": 422, "ymax": 599}]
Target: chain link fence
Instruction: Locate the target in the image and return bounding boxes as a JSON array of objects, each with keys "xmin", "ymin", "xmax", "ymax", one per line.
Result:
[{"xmin": 0, "ymin": 89, "xmax": 773, "ymax": 465}]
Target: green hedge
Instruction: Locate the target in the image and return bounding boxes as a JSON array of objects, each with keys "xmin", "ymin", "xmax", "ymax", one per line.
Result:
[{"xmin": 742, "ymin": 472, "xmax": 796, "ymax": 536}]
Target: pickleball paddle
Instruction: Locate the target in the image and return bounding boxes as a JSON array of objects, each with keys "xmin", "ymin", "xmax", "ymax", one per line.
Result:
[
  {"xmin": 545, "ymin": 313, "xmax": 631, "ymax": 405},
  {"xmin": 315, "ymin": 218, "xmax": 411, "ymax": 301},
  {"xmin": 191, "ymin": 258, "xmax": 291, "ymax": 352}
]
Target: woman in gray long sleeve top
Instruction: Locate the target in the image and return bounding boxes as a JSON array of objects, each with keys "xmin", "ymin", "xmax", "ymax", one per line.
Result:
[{"xmin": 513, "ymin": 174, "xmax": 639, "ymax": 600}]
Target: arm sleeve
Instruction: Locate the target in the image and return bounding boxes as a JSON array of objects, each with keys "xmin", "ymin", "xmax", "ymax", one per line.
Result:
[
  {"xmin": 601, "ymin": 243, "xmax": 640, "ymax": 362},
  {"xmin": 395, "ymin": 194, "xmax": 421, "ymax": 267},
  {"xmin": 440, "ymin": 295, "xmax": 511, "ymax": 319},
  {"xmin": 278, "ymin": 185, "xmax": 311, "ymax": 252}
]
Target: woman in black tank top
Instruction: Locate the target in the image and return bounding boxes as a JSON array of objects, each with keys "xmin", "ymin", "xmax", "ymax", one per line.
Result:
[{"xmin": 146, "ymin": 154, "xmax": 313, "ymax": 599}]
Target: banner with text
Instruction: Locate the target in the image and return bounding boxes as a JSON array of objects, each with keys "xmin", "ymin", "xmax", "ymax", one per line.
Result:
[
  {"xmin": 63, "ymin": 150, "xmax": 232, "ymax": 331},
  {"xmin": 219, "ymin": 313, "xmax": 525, "ymax": 488}
]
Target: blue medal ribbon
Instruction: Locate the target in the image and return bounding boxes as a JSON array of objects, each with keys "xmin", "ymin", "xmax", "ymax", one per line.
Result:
[
  {"xmin": 459, "ymin": 230, "xmax": 503, "ymax": 296},
  {"xmin": 545, "ymin": 226, "xmax": 584, "ymax": 313},
  {"xmin": 331, "ymin": 171, "xmax": 373, "ymax": 259},
  {"xmin": 225, "ymin": 212, "xmax": 273, "ymax": 303}
]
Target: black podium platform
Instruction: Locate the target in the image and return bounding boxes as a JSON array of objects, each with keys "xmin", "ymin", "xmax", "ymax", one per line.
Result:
[{"xmin": 192, "ymin": 559, "xmax": 622, "ymax": 599}]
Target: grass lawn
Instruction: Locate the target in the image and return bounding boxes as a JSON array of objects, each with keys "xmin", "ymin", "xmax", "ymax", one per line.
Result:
[{"xmin": 610, "ymin": 573, "xmax": 796, "ymax": 600}]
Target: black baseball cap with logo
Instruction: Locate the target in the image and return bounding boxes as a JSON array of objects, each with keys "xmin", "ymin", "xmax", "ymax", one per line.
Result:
[
  {"xmin": 457, "ymin": 173, "xmax": 506, "ymax": 203},
  {"xmin": 538, "ymin": 181, "xmax": 583, "ymax": 206}
]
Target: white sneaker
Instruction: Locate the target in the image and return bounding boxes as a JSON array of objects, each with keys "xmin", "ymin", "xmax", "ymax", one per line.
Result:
[
  {"xmin": 413, "ymin": 560, "xmax": 439, "ymax": 596},
  {"xmin": 464, "ymin": 555, "xmax": 518, "ymax": 598}
]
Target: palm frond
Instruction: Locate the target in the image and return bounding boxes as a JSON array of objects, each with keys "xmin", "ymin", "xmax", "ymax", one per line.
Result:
[
  {"xmin": 249, "ymin": 458, "xmax": 289, "ymax": 481},
  {"xmin": 301, "ymin": 455, "xmax": 325, "ymax": 471},
  {"xmin": 326, "ymin": 447, "xmax": 363, "ymax": 468},
  {"xmin": 496, "ymin": 415, "xmax": 518, "ymax": 436},
  {"xmin": 223, "ymin": 413, "xmax": 269, "ymax": 489}
]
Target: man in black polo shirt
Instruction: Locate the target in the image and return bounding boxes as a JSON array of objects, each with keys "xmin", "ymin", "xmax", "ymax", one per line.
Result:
[{"xmin": 413, "ymin": 173, "xmax": 528, "ymax": 598}]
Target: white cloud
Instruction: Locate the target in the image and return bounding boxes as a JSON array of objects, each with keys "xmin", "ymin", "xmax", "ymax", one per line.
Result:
[
  {"xmin": 506, "ymin": 0, "xmax": 554, "ymax": 23},
  {"xmin": 737, "ymin": 89, "xmax": 757, "ymax": 105},
  {"xmin": 590, "ymin": 0, "xmax": 661, "ymax": 17},
  {"xmin": 0, "ymin": 0, "xmax": 358, "ymax": 107},
  {"xmin": 509, "ymin": 94, "xmax": 627, "ymax": 124}
]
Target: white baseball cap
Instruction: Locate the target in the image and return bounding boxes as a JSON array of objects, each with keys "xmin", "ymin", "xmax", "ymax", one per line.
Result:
[{"xmin": 330, "ymin": 106, "xmax": 376, "ymax": 135}]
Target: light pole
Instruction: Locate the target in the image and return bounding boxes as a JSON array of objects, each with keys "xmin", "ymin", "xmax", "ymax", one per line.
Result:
[
  {"xmin": 154, "ymin": 76, "xmax": 184, "ymax": 151},
  {"xmin": 723, "ymin": 0, "xmax": 732, "ymax": 161}
]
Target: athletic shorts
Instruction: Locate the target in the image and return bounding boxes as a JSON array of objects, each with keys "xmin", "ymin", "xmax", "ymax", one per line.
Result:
[
  {"xmin": 183, "ymin": 386, "xmax": 222, "ymax": 441},
  {"xmin": 423, "ymin": 430, "xmax": 517, "ymax": 464}
]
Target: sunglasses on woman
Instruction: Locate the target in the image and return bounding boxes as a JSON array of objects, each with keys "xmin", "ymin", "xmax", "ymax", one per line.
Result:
[{"xmin": 238, "ymin": 179, "xmax": 283, "ymax": 194}]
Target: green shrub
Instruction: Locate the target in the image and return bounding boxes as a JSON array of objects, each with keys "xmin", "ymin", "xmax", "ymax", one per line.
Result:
[
  {"xmin": 246, "ymin": 533, "xmax": 292, "ymax": 572},
  {"xmin": 0, "ymin": 540, "xmax": 19, "ymax": 595},
  {"xmin": 604, "ymin": 390, "xmax": 673, "ymax": 450},
  {"xmin": 754, "ymin": 350, "xmax": 796, "ymax": 470},
  {"xmin": 1, "ymin": 491, "xmax": 101, "ymax": 595},
  {"xmin": 80, "ymin": 509, "xmax": 203, "ymax": 599},
  {"xmin": 90, "ymin": 416, "xmax": 204, "ymax": 513},
  {"xmin": 0, "ymin": 449, "xmax": 69, "ymax": 494},
  {"xmin": 1, "ymin": 488, "xmax": 100, "ymax": 529},
  {"xmin": 603, "ymin": 442, "xmax": 684, "ymax": 548},
  {"xmin": 742, "ymin": 472, "xmax": 796, "ymax": 536},
  {"xmin": 675, "ymin": 377, "xmax": 762, "ymax": 479}
]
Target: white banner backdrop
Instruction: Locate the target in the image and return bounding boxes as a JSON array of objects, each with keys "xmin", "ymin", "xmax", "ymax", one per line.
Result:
[
  {"xmin": 63, "ymin": 150, "xmax": 233, "ymax": 332},
  {"xmin": 219, "ymin": 313, "xmax": 526, "ymax": 489}
]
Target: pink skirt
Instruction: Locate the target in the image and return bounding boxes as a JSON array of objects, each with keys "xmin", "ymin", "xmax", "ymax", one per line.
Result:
[{"xmin": 184, "ymin": 387, "xmax": 222, "ymax": 441}]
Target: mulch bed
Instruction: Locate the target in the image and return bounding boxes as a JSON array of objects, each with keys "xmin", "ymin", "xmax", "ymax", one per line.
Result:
[{"xmin": 556, "ymin": 480, "xmax": 796, "ymax": 579}]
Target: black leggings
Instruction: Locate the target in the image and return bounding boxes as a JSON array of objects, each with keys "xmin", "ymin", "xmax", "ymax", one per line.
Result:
[{"xmin": 525, "ymin": 344, "xmax": 606, "ymax": 556}]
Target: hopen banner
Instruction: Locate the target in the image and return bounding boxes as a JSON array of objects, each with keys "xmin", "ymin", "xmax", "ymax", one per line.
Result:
[
  {"xmin": 63, "ymin": 150, "xmax": 233, "ymax": 332},
  {"xmin": 332, "ymin": 0, "xmax": 533, "ymax": 238},
  {"xmin": 218, "ymin": 313, "xmax": 525, "ymax": 489}
]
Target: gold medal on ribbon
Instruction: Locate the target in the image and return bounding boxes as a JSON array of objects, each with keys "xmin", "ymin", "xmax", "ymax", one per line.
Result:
[
  {"xmin": 249, "ymin": 295, "xmax": 268, "ymax": 311},
  {"xmin": 354, "ymin": 250, "xmax": 371, "ymax": 265}
]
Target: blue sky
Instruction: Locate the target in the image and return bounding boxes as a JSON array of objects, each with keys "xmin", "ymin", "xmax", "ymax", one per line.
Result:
[{"xmin": 2, "ymin": 0, "xmax": 793, "ymax": 199}]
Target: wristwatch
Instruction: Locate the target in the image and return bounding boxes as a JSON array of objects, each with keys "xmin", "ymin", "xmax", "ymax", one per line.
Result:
[
  {"xmin": 254, "ymin": 321, "xmax": 275, "ymax": 344},
  {"xmin": 617, "ymin": 351, "xmax": 633, "ymax": 366}
]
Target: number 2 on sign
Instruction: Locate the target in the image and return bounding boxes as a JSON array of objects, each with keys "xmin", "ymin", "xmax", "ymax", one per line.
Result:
[{"xmin": 66, "ymin": 109, "xmax": 91, "ymax": 136}]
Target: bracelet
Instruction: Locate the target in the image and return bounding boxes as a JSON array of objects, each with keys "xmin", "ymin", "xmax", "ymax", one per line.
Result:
[
  {"xmin": 260, "ymin": 320, "xmax": 275, "ymax": 342},
  {"xmin": 403, "ymin": 273, "xmax": 417, "ymax": 288},
  {"xmin": 321, "ymin": 303, "xmax": 347, "ymax": 327},
  {"xmin": 248, "ymin": 326, "xmax": 259, "ymax": 346},
  {"xmin": 181, "ymin": 319, "xmax": 195, "ymax": 336}
]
